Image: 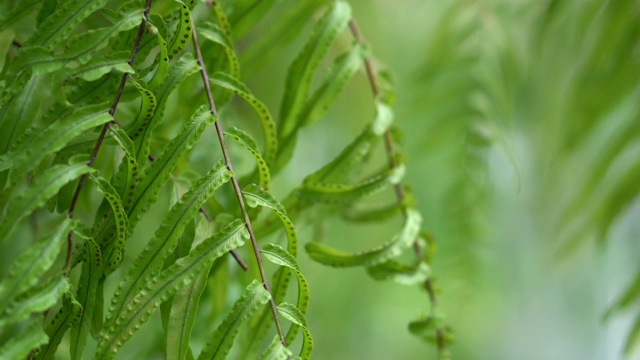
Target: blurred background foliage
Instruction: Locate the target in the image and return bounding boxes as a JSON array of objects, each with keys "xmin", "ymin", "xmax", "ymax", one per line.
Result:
[{"xmin": 1, "ymin": 0, "xmax": 639, "ymax": 358}]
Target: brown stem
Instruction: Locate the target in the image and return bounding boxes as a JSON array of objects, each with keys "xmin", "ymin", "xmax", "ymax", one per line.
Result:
[
  {"xmin": 12, "ymin": 39, "xmax": 22, "ymax": 48},
  {"xmin": 65, "ymin": 0, "xmax": 153, "ymax": 272},
  {"xmin": 190, "ymin": 18, "xmax": 287, "ymax": 347},
  {"xmin": 147, "ymin": 154, "xmax": 249, "ymax": 271},
  {"xmin": 349, "ymin": 17, "xmax": 447, "ymax": 354}
]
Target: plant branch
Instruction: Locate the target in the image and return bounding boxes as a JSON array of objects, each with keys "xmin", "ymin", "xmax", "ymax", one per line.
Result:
[
  {"xmin": 349, "ymin": 17, "xmax": 447, "ymax": 354},
  {"xmin": 65, "ymin": 0, "xmax": 153, "ymax": 272},
  {"xmin": 190, "ymin": 19, "xmax": 288, "ymax": 347},
  {"xmin": 147, "ymin": 154, "xmax": 249, "ymax": 271}
]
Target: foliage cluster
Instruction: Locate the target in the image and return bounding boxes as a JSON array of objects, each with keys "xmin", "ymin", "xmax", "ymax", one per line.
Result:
[{"xmin": 0, "ymin": 0, "xmax": 446, "ymax": 359}]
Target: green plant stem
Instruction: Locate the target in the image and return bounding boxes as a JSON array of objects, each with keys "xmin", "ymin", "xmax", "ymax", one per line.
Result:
[
  {"xmin": 348, "ymin": 17, "xmax": 446, "ymax": 355},
  {"xmin": 190, "ymin": 18, "xmax": 288, "ymax": 347},
  {"xmin": 146, "ymin": 154, "xmax": 249, "ymax": 271},
  {"xmin": 65, "ymin": 0, "xmax": 153, "ymax": 272}
]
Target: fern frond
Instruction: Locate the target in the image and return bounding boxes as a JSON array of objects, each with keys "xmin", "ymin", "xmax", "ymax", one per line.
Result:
[
  {"xmin": 104, "ymin": 160, "xmax": 232, "ymax": 332},
  {"xmin": 97, "ymin": 219, "xmax": 249, "ymax": 359}
]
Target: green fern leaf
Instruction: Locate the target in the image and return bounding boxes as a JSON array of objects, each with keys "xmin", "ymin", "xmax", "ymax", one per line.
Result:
[
  {"xmin": 97, "ymin": 219, "xmax": 249, "ymax": 360},
  {"xmin": 70, "ymin": 238, "xmax": 102, "ymax": 360},
  {"xmin": 167, "ymin": 1, "xmax": 193, "ymax": 61},
  {"xmin": 258, "ymin": 335, "xmax": 293, "ymax": 360},
  {"xmin": 197, "ymin": 280, "xmax": 271, "ymax": 360},
  {"xmin": 0, "ymin": 156, "xmax": 95, "ymax": 245},
  {"xmin": 0, "ymin": 218, "xmax": 73, "ymax": 309},
  {"xmin": 55, "ymin": 51, "xmax": 134, "ymax": 82},
  {"xmin": 104, "ymin": 160, "xmax": 232, "ymax": 333},
  {"xmin": 166, "ymin": 265, "xmax": 209, "ymax": 360},
  {"xmin": 295, "ymin": 43, "xmax": 365, "ymax": 128},
  {"xmin": 212, "ymin": 73, "xmax": 277, "ymax": 165},
  {"xmin": 89, "ymin": 173, "xmax": 129, "ymax": 267},
  {"xmin": 225, "ymin": 127, "xmax": 271, "ymax": 190},
  {"xmin": 342, "ymin": 202, "xmax": 403, "ymax": 222},
  {"xmin": 0, "ymin": 74, "xmax": 48, "ymax": 159},
  {"xmin": 199, "ymin": 24, "xmax": 240, "ymax": 79},
  {"xmin": 0, "ymin": 103, "xmax": 111, "ymax": 176},
  {"xmin": 239, "ymin": 1, "xmax": 326, "ymax": 76},
  {"xmin": 124, "ymin": 77, "xmax": 156, "ymax": 163},
  {"xmin": 27, "ymin": 0, "xmax": 108, "ymax": 48},
  {"xmin": 0, "ymin": 0, "xmax": 41, "ymax": 33},
  {"xmin": 366, "ymin": 260, "xmax": 430, "ymax": 285},
  {"xmin": 130, "ymin": 55, "xmax": 200, "ymax": 165},
  {"xmin": 144, "ymin": 24, "xmax": 170, "ymax": 89},
  {"xmin": 276, "ymin": 302, "xmax": 313, "ymax": 360},
  {"xmin": 259, "ymin": 335, "xmax": 293, "ymax": 360},
  {"xmin": 239, "ymin": 185, "xmax": 302, "ymax": 357},
  {"xmin": 91, "ymin": 104, "xmax": 213, "ymax": 261},
  {"xmin": 108, "ymin": 124, "xmax": 140, "ymax": 199},
  {"xmin": 306, "ymin": 207, "xmax": 422, "ymax": 267},
  {"xmin": 0, "ymin": 275, "xmax": 70, "ymax": 327},
  {"xmin": 297, "ymin": 164, "xmax": 405, "ymax": 205},
  {"xmin": 0, "ymin": 318, "xmax": 48, "ymax": 360},
  {"xmin": 261, "ymin": 243, "xmax": 311, "ymax": 348},
  {"xmin": 278, "ymin": 1, "xmax": 351, "ymax": 140},
  {"xmin": 36, "ymin": 293, "xmax": 83, "ymax": 360},
  {"xmin": 303, "ymin": 126, "xmax": 376, "ymax": 184},
  {"xmin": 10, "ymin": 5, "xmax": 144, "ymax": 76},
  {"xmin": 225, "ymin": 0, "xmax": 279, "ymax": 38}
]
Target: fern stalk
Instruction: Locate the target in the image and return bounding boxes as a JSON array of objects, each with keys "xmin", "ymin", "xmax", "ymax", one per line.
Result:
[
  {"xmin": 190, "ymin": 15, "xmax": 288, "ymax": 347},
  {"xmin": 348, "ymin": 18, "xmax": 447, "ymax": 355},
  {"xmin": 65, "ymin": 0, "xmax": 153, "ymax": 272}
]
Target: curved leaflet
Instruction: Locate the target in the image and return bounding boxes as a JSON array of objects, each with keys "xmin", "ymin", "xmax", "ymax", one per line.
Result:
[
  {"xmin": 199, "ymin": 24, "xmax": 240, "ymax": 80},
  {"xmin": 89, "ymin": 173, "xmax": 129, "ymax": 268},
  {"xmin": 261, "ymin": 244, "xmax": 311, "ymax": 353},
  {"xmin": 167, "ymin": 1, "xmax": 193, "ymax": 61},
  {"xmin": 297, "ymin": 164, "xmax": 405, "ymax": 205},
  {"xmin": 212, "ymin": 72, "xmax": 278, "ymax": 166},
  {"xmin": 305, "ymin": 207, "xmax": 422, "ymax": 267},
  {"xmin": 275, "ymin": 302, "xmax": 313, "ymax": 360},
  {"xmin": 225, "ymin": 127, "xmax": 271, "ymax": 190}
]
